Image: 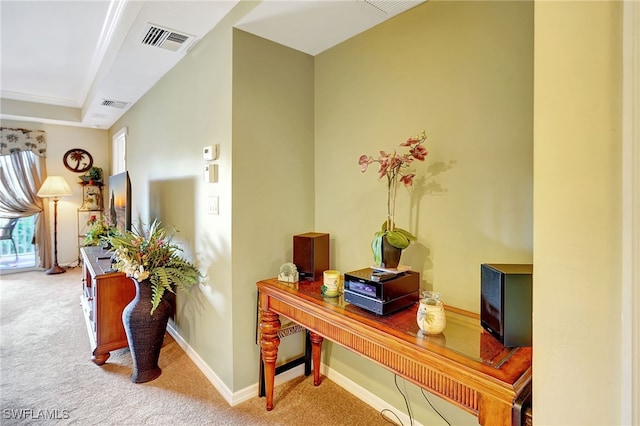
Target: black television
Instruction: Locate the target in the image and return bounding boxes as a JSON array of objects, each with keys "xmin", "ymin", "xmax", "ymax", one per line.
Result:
[{"xmin": 108, "ymin": 171, "xmax": 131, "ymax": 234}]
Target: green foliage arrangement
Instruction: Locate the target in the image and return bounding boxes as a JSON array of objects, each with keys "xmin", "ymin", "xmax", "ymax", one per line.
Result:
[
  {"xmin": 107, "ymin": 219, "xmax": 202, "ymax": 314},
  {"xmin": 83, "ymin": 217, "xmax": 117, "ymax": 246},
  {"xmin": 79, "ymin": 166, "xmax": 103, "ymax": 183}
]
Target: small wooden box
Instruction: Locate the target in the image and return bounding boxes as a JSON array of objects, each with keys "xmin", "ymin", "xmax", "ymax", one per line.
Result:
[{"xmin": 293, "ymin": 232, "xmax": 329, "ymax": 281}]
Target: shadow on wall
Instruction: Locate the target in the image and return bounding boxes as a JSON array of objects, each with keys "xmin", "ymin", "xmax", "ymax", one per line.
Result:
[
  {"xmin": 147, "ymin": 176, "xmax": 211, "ymax": 344},
  {"xmin": 404, "ymin": 159, "xmax": 457, "ymax": 289},
  {"xmin": 408, "ymin": 160, "xmax": 457, "ymax": 235},
  {"xmin": 147, "ymin": 177, "xmax": 196, "ymax": 244}
]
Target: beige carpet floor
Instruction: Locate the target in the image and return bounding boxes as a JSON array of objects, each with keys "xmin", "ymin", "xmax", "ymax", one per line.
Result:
[{"xmin": 0, "ymin": 267, "xmax": 392, "ymax": 425}]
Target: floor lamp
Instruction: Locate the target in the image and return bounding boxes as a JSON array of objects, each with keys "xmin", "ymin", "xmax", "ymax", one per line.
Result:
[{"xmin": 37, "ymin": 176, "xmax": 72, "ymax": 275}]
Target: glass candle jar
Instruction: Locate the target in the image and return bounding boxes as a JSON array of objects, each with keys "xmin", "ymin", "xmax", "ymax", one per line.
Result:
[{"xmin": 417, "ymin": 291, "xmax": 446, "ymax": 335}]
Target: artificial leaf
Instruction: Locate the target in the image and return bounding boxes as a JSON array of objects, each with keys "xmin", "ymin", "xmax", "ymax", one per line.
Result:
[
  {"xmin": 386, "ymin": 231, "xmax": 410, "ymax": 249},
  {"xmin": 371, "ymin": 232, "xmax": 384, "ymax": 266}
]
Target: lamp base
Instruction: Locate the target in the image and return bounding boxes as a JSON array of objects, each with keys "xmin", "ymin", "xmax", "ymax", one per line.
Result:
[{"xmin": 45, "ymin": 264, "xmax": 66, "ymax": 275}]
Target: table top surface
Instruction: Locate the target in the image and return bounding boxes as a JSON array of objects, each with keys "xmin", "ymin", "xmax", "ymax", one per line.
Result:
[
  {"xmin": 258, "ymin": 276, "xmax": 532, "ymax": 384},
  {"xmin": 80, "ymin": 246, "xmax": 122, "ymax": 277}
]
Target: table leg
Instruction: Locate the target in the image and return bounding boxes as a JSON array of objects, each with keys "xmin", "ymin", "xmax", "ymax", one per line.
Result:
[
  {"xmin": 92, "ymin": 351, "xmax": 110, "ymax": 365},
  {"xmin": 309, "ymin": 331, "xmax": 323, "ymax": 386},
  {"xmin": 478, "ymin": 394, "xmax": 512, "ymax": 426},
  {"xmin": 259, "ymin": 309, "xmax": 281, "ymax": 411}
]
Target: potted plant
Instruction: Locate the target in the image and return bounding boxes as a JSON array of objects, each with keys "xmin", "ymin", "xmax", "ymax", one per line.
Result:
[
  {"xmin": 107, "ymin": 219, "xmax": 202, "ymax": 383},
  {"xmin": 358, "ymin": 130, "xmax": 429, "ymax": 268},
  {"xmin": 79, "ymin": 166, "xmax": 103, "ymax": 184}
]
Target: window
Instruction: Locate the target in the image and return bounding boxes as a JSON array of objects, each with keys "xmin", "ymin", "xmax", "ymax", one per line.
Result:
[
  {"xmin": 112, "ymin": 127, "xmax": 127, "ymax": 175},
  {"xmin": 0, "ymin": 215, "xmax": 36, "ymax": 270}
]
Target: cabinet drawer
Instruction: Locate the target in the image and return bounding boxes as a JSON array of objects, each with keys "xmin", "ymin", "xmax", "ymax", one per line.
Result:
[{"xmin": 80, "ymin": 293, "xmax": 96, "ymax": 334}]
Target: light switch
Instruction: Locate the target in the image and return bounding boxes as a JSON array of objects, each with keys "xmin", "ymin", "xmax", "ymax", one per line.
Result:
[
  {"xmin": 208, "ymin": 196, "xmax": 219, "ymax": 215},
  {"xmin": 204, "ymin": 164, "xmax": 218, "ymax": 183}
]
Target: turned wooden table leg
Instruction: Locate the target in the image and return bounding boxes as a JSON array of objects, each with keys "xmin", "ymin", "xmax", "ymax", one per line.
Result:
[
  {"xmin": 92, "ymin": 351, "xmax": 110, "ymax": 365},
  {"xmin": 309, "ymin": 331, "xmax": 323, "ymax": 386},
  {"xmin": 259, "ymin": 309, "xmax": 281, "ymax": 411}
]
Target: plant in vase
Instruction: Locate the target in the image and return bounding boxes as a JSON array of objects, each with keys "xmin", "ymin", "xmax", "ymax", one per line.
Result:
[
  {"xmin": 79, "ymin": 166, "xmax": 103, "ymax": 184},
  {"xmin": 107, "ymin": 219, "xmax": 202, "ymax": 383},
  {"xmin": 358, "ymin": 130, "xmax": 429, "ymax": 268},
  {"xmin": 83, "ymin": 217, "xmax": 117, "ymax": 247}
]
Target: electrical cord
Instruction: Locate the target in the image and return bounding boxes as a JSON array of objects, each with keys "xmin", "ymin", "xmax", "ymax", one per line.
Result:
[
  {"xmin": 380, "ymin": 408, "xmax": 403, "ymax": 426},
  {"xmin": 379, "ymin": 374, "xmax": 452, "ymax": 426},
  {"xmin": 379, "ymin": 375, "xmax": 413, "ymax": 426},
  {"xmin": 420, "ymin": 388, "xmax": 452, "ymax": 426}
]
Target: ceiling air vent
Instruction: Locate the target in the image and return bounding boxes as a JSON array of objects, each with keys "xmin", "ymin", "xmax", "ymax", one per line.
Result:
[
  {"xmin": 363, "ymin": 0, "xmax": 422, "ymax": 15},
  {"xmin": 140, "ymin": 23, "xmax": 195, "ymax": 52},
  {"xmin": 101, "ymin": 99, "xmax": 129, "ymax": 109}
]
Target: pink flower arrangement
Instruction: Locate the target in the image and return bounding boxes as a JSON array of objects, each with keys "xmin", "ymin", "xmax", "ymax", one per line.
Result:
[{"xmin": 358, "ymin": 130, "xmax": 429, "ymax": 263}]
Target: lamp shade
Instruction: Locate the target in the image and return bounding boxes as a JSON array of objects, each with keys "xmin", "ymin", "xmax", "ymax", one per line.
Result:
[{"xmin": 37, "ymin": 176, "xmax": 73, "ymax": 198}]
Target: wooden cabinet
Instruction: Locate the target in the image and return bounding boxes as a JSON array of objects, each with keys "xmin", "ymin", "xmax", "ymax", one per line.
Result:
[{"xmin": 80, "ymin": 246, "xmax": 135, "ymax": 365}]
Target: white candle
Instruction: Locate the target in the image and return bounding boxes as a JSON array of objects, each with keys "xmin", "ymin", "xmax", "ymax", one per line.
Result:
[{"xmin": 323, "ymin": 270, "xmax": 340, "ymax": 296}]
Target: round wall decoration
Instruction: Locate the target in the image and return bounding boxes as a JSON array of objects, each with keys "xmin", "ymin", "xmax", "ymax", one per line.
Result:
[{"xmin": 63, "ymin": 148, "xmax": 93, "ymax": 173}]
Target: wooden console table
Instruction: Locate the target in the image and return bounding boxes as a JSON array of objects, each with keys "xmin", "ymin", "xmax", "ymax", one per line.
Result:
[
  {"xmin": 257, "ymin": 277, "xmax": 532, "ymax": 426},
  {"xmin": 80, "ymin": 246, "xmax": 135, "ymax": 365}
]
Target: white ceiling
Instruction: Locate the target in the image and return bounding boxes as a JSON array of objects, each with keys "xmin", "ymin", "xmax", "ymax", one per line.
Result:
[{"xmin": 0, "ymin": 0, "xmax": 424, "ymax": 130}]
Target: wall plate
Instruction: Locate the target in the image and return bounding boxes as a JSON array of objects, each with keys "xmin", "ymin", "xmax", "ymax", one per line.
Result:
[
  {"xmin": 208, "ymin": 196, "xmax": 219, "ymax": 215},
  {"xmin": 204, "ymin": 163, "xmax": 218, "ymax": 183}
]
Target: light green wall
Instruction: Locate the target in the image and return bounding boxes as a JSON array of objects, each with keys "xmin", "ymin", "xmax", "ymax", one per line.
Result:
[
  {"xmin": 110, "ymin": 3, "xmax": 314, "ymax": 393},
  {"xmin": 315, "ymin": 0, "xmax": 533, "ymax": 311},
  {"xmin": 314, "ymin": 1, "xmax": 533, "ymax": 423},
  {"xmin": 231, "ymin": 29, "xmax": 315, "ymax": 390},
  {"xmin": 533, "ymin": 1, "xmax": 622, "ymax": 424},
  {"xmin": 110, "ymin": 2, "xmax": 260, "ymax": 389}
]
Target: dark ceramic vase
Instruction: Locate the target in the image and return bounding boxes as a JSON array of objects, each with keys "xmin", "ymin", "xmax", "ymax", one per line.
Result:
[
  {"xmin": 381, "ymin": 236, "xmax": 402, "ymax": 269},
  {"xmin": 122, "ymin": 278, "xmax": 171, "ymax": 383}
]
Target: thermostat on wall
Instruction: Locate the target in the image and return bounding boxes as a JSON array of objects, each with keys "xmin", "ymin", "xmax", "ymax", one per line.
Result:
[{"xmin": 203, "ymin": 145, "xmax": 219, "ymax": 161}]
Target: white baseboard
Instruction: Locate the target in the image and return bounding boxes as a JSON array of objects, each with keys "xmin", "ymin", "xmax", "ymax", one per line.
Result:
[
  {"xmin": 167, "ymin": 324, "xmax": 420, "ymax": 425},
  {"xmin": 320, "ymin": 364, "xmax": 422, "ymax": 426},
  {"xmin": 166, "ymin": 324, "xmax": 311, "ymax": 405},
  {"xmin": 166, "ymin": 323, "xmax": 235, "ymax": 404}
]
